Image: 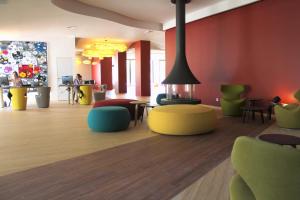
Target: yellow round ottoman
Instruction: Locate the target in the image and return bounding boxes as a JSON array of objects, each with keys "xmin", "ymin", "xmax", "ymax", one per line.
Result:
[
  {"xmin": 79, "ymin": 85, "xmax": 92, "ymax": 105},
  {"xmin": 148, "ymin": 104, "xmax": 217, "ymax": 135}
]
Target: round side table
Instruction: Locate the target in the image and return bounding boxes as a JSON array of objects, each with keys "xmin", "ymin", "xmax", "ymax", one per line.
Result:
[
  {"xmin": 130, "ymin": 100, "xmax": 149, "ymax": 126},
  {"xmin": 259, "ymin": 134, "xmax": 300, "ymax": 148}
]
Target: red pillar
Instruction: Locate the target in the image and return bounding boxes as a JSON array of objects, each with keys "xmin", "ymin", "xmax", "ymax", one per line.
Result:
[
  {"xmin": 134, "ymin": 40, "xmax": 150, "ymax": 96},
  {"xmin": 100, "ymin": 57, "xmax": 113, "ymax": 90},
  {"xmin": 117, "ymin": 52, "xmax": 127, "ymax": 93},
  {"xmin": 91, "ymin": 57, "xmax": 101, "ymax": 85}
]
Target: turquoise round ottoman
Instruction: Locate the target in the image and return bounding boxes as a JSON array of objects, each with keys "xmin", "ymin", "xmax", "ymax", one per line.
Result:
[{"xmin": 88, "ymin": 106, "xmax": 130, "ymax": 132}]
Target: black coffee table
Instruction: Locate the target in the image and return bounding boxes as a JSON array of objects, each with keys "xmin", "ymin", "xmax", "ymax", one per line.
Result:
[
  {"xmin": 241, "ymin": 106, "xmax": 266, "ymax": 123},
  {"xmin": 160, "ymin": 98, "xmax": 201, "ymax": 105}
]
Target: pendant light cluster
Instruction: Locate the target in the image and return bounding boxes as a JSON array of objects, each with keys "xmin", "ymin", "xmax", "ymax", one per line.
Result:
[{"xmin": 82, "ymin": 39, "xmax": 127, "ymax": 60}]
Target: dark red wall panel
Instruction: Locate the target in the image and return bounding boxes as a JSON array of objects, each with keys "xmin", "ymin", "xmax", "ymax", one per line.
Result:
[
  {"xmin": 118, "ymin": 52, "xmax": 127, "ymax": 93},
  {"xmin": 100, "ymin": 57, "xmax": 113, "ymax": 90},
  {"xmin": 134, "ymin": 40, "xmax": 151, "ymax": 96},
  {"xmin": 165, "ymin": 0, "xmax": 300, "ymax": 105}
]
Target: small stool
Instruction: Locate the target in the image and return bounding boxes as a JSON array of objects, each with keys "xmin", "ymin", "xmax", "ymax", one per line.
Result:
[
  {"xmin": 35, "ymin": 87, "xmax": 51, "ymax": 108},
  {"xmin": 10, "ymin": 87, "xmax": 27, "ymax": 111},
  {"xmin": 79, "ymin": 85, "xmax": 92, "ymax": 105},
  {"xmin": 87, "ymin": 106, "xmax": 130, "ymax": 132}
]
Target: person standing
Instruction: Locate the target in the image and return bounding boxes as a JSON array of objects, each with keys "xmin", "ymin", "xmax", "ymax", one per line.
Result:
[
  {"xmin": 11, "ymin": 71, "xmax": 22, "ymax": 87},
  {"xmin": 7, "ymin": 71, "xmax": 23, "ymax": 106},
  {"xmin": 73, "ymin": 74, "xmax": 83, "ymax": 103}
]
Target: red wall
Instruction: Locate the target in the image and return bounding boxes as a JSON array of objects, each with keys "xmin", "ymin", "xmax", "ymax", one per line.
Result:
[
  {"xmin": 133, "ymin": 40, "xmax": 151, "ymax": 96},
  {"xmin": 118, "ymin": 52, "xmax": 127, "ymax": 93},
  {"xmin": 100, "ymin": 57, "xmax": 113, "ymax": 90},
  {"xmin": 165, "ymin": 0, "xmax": 300, "ymax": 105}
]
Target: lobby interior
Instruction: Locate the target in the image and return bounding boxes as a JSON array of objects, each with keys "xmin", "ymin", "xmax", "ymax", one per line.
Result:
[{"xmin": 0, "ymin": 0, "xmax": 299, "ymax": 200}]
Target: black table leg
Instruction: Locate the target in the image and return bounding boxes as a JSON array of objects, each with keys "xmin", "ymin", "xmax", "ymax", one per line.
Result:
[
  {"xmin": 242, "ymin": 110, "xmax": 245, "ymax": 122},
  {"xmin": 260, "ymin": 111, "xmax": 264, "ymax": 123}
]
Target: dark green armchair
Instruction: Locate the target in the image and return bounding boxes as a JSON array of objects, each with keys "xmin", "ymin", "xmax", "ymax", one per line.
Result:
[
  {"xmin": 220, "ymin": 84, "xmax": 246, "ymax": 116},
  {"xmin": 274, "ymin": 89, "xmax": 300, "ymax": 129},
  {"xmin": 230, "ymin": 136, "xmax": 300, "ymax": 200}
]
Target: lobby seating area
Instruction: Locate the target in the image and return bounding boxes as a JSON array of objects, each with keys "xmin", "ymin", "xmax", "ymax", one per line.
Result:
[{"xmin": 0, "ymin": 0, "xmax": 300, "ymax": 200}]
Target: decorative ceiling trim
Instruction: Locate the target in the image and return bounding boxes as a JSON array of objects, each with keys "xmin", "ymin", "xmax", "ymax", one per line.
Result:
[
  {"xmin": 163, "ymin": 0, "xmax": 261, "ymax": 30},
  {"xmin": 51, "ymin": 0, "xmax": 163, "ymax": 31}
]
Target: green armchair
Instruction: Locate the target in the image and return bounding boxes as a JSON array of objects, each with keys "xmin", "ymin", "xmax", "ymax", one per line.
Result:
[
  {"xmin": 230, "ymin": 136, "xmax": 300, "ymax": 200},
  {"xmin": 274, "ymin": 89, "xmax": 300, "ymax": 129},
  {"xmin": 220, "ymin": 84, "xmax": 246, "ymax": 116}
]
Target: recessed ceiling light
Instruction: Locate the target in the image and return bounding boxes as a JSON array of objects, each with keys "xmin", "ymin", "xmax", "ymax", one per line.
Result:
[
  {"xmin": 144, "ymin": 30, "xmax": 153, "ymax": 34},
  {"xmin": 66, "ymin": 26, "xmax": 77, "ymax": 30}
]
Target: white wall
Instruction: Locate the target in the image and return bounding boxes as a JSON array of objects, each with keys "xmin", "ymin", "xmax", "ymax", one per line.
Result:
[
  {"xmin": 74, "ymin": 57, "xmax": 92, "ymax": 81},
  {"xmin": 0, "ymin": 35, "xmax": 75, "ymax": 100}
]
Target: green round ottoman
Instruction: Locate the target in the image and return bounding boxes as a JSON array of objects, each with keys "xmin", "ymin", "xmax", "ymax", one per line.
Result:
[{"xmin": 88, "ymin": 106, "xmax": 130, "ymax": 132}]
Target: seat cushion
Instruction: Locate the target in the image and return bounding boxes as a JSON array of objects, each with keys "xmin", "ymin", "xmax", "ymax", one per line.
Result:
[
  {"xmin": 148, "ymin": 104, "xmax": 216, "ymax": 135},
  {"xmin": 87, "ymin": 106, "xmax": 130, "ymax": 132}
]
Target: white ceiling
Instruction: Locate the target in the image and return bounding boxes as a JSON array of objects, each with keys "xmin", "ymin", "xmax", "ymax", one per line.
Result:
[
  {"xmin": 0, "ymin": 0, "xmax": 164, "ymax": 49},
  {"xmin": 78, "ymin": 0, "xmax": 226, "ymax": 24},
  {"xmin": 0, "ymin": 0, "xmax": 260, "ymax": 50}
]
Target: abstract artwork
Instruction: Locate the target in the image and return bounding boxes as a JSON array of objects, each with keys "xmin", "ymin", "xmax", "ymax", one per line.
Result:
[{"xmin": 0, "ymin": 41, "xmax": 47, "ymax": 85}]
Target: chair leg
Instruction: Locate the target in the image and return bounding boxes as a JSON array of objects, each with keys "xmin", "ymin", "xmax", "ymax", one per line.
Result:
[
  {"xmin": 242, "ymin": 110, "xmax": 246, "ymax": 123},
  {"xmin": 141, "ymin": 108, "xmax": 144, "ymax": 122},
  {"xmin": 252, "ymin": 111, "xmax": 255, "ymax": 120},
  {"xmin": 260, "ymin": 111, "xmax": 264, "ymax": 123}
]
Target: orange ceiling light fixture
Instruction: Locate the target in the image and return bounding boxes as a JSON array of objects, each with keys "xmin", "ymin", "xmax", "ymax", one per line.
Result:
[{"xmin": 82, "ymin": 39, "xmax": 127, "ymax": 60}]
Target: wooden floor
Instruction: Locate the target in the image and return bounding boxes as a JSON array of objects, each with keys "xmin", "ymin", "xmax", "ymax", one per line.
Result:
[
  {"xmin": 1, "ymin": 101, "xmax": 299, "ymax": 200},
  {"xmin": 0, "ymin": 115, "xmax": 272, "ymax": 200},
  {"xmin": 0, "ymin": 103, "xmax": 156, "ymax": 176},
  {"xmin": 172, "ymin": 158, "xmax": 234, "ymax": 200}
]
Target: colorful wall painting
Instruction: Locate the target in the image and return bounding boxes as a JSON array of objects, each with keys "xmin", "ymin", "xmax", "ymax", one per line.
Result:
[{"xmin": 0, "ymin": 41, "xmax": 47, "ymax": 85}]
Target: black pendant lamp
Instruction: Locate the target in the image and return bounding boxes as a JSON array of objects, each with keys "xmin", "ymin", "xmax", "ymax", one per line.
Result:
[{"xmin": 162, "ymin": 0, "xmax": 200, "ymax": 84}]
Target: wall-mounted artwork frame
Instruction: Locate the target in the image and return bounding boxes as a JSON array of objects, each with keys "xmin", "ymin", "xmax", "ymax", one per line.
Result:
[{"xmin": 0, "ymin": 41, "xmax": 48, "ymax": 86}]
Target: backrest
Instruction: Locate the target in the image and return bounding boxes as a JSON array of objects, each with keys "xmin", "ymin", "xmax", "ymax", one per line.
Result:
[
  {"xmin": 221, "ymin": 84, "xmax": 246, "ymax": 100},
  {"xmin": 294, "ymin": 89, "xmax": 300, "ymax": 102},
  {"xmin": 231, "ymin": 136, "xmax": 300, "ymax": 200},
  {"xmin": 156, "ymin": 93, "xmax": 166, "ymax": 105}
]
